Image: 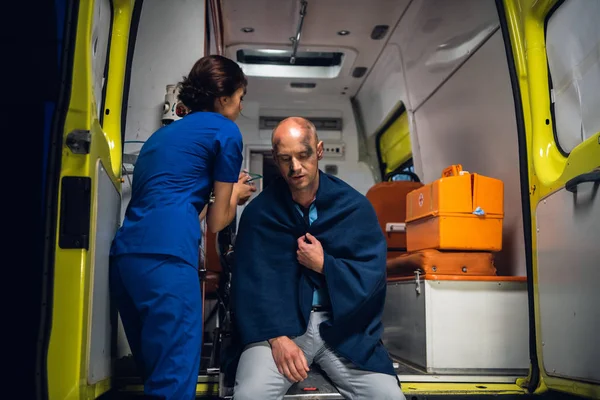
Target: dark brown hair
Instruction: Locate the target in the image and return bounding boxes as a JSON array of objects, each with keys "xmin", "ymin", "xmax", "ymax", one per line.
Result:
[{"xmin": 178, "ymin": 55, "xmax": 247, "ymax": 112}]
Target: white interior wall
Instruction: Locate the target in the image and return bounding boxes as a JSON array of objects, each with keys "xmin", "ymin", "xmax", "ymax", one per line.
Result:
[
  {"xmin": 395, "ymin": 0, "xmax": 500, "ymax": 113},
  {"xmin": 124, "ymin": 0, "xmax": 206, "ymax": 143},
  {"xmin": 412, "ymin": 31, "xmax": 525, "ymax": 277},
  {"xmin": 355, "ymin": 40, "xmax": 411, "ymax": 178},
  {"xmin": 118, "ymin": 0, "xmax": 206, "ymax": 358},
  {"xmin": 356, "ymin": 43, "xmax": 407, "ymax": 138},
  {"xmin": 355, "ymin": 0, "xmax": 526, "ymax": 277},
  {"xmin": 356, "ymin": 0, "xmax": 500, "ymax": 178}
]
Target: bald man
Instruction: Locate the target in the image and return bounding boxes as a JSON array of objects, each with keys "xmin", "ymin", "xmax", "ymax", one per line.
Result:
[{"xmin": 229, "ymin": 117, "xmax": 404, "ymax": 400}]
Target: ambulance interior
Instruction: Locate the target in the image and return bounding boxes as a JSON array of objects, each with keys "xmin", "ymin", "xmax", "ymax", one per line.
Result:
[{"xmin": 111, "ymin": 0, "xmax": 600, "ymax": 397}]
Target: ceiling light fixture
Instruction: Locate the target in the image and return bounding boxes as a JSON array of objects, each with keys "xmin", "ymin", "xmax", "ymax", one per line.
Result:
[
  {"xmin": 258, "ymin": 49, "xmax": 288, "ymax": 54},
  {"xmin": 337, "ymin": 30, "xmax": 350, "ymax": 36},
  {"xmin": 241, "ymin": 27, "xmax": 254, "ymax": 33}
]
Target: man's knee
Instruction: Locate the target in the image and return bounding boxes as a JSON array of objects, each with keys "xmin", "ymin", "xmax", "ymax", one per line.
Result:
[
  {"xmin": 359, "ymin": 376, "xmax": 406, "ymax": 400},
  {"xmin": 233, "ymin": 379, "xmax": 264, "ymax": 400},
  {"xmin": 234, "ymin": 373, "xmax": 291, "ymax": 400},
  {"xmin": 365, "ymin": 386, "xmax": 406, "ymax": 400},
  {"xmin": 233, "ymin": 342, "xmax": 290, "ymax": 400}
]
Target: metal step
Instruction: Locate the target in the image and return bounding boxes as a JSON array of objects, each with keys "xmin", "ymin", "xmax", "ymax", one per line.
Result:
[
  {"xmin": 219, "ymin": 367, "xmax": 342, "ymax": 399},
  {"xmin": 114, "ymin": 356, "xmax": 342, "ymax": 398},
  {"xmin": 114, "ymin": 355, "xmax": 523, "ymax": 399}
]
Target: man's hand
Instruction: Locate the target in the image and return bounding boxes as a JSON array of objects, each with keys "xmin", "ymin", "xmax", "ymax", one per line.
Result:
[
  {"xmin": 269, "ymin": 336, "xmax": 309, "ymax": 382},
  {"xmin": 297, "ymin": 233, "xmax": 324, "ymax": 274}
]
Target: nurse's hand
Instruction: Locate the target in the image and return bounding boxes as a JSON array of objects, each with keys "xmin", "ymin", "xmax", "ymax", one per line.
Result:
[{"xmin": 234, "ymin": 171, "xmax": 256, "ymax": 205}]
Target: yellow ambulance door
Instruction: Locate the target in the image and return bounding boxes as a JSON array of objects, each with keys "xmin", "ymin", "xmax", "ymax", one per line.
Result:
[
  {"xmin": 502, "ymin": 0, "xmax": 600, "ymax": 397},
  {"xmin": 46, "ymin": 0, "xmax": 135, "ymax": 398}
]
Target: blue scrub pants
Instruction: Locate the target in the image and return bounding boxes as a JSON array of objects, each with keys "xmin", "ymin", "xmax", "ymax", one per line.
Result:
[{"xmin": 110, "ymin": 253, "xmax": 202, "ymax": 399}]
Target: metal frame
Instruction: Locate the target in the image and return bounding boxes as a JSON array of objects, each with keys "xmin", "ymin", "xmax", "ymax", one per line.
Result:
[{"xmin": 290, "ymin": 0, "xmax": 308, "ymax": 64}]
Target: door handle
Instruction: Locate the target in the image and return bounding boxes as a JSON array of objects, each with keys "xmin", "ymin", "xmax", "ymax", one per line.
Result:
[{"xmin": 565, "ymin": 168, "xmax": 600, "ymax": 193}]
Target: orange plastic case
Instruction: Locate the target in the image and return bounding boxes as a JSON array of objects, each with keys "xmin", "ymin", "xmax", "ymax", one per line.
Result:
[
  {"xmin": 365, "ymin": 181, "xmax": 424, "ymax": 258},
  {"xmin": 405, "ymin": 166, "xmax": 504, "ymax": 252},
  {"xmin": 385, "ymin": 249, "xmax": 497, "ymax": 277}
]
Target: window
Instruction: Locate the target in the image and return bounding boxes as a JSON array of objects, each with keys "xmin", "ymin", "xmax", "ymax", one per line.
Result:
[
  {"xmin": 386, "ymin": 160, "xmax": 419, "ymax": 182},
  {"xmin": 546, "ymin": 0, "xmax": 600, "ymax": 154},
  {"xmin": 375, "ymin": 104, "xmax": 413, "ymax": 180}
]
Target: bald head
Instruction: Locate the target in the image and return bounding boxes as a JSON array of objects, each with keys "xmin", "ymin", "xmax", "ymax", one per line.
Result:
[
  {"xmin": 270, "ymin": 117, "xmax": 324, "ymax": 193},
  {"xmin": 271, "ymin": 117, "xmax": 319, "ymax": 150}
]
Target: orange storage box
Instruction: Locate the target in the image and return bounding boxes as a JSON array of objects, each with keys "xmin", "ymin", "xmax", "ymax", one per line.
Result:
[
  {"xmin": 405, "ymin": 165, "xmax": 503, "ymax": 252},
  {"xmin": 365, "ymin": 181, "xmax": 424, "ymax": 259}
]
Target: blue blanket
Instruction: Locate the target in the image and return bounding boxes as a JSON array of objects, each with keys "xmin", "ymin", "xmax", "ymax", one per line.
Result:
[{"xmin": 230, "ymin": 171, "xmax": 395, "ymax": 376}]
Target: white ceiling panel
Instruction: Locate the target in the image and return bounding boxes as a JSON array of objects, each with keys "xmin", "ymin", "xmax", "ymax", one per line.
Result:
[{"xmin": 220, "ymin": 0, "xmax": 411, "ymax": 100}]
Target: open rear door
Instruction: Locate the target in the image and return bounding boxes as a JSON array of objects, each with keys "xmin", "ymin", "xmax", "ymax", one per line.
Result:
[
  {"xmin": 501, "ymin": 0, "xmax": 600, "ymax": 398},
  {"xmin": 44, "ymin": 0, "xmax": 135, "ymax": 398}
]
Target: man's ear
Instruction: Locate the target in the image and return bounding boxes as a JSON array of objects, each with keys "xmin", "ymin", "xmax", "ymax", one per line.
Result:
[{"xmin": 316, "ymin": 141, "xmax": 324, "ymax": 160}]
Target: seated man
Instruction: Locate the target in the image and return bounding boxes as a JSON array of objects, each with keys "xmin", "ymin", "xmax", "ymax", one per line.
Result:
[{"xmin": 230, "ymin": 117, "xmax": 405, "ymax": 400}]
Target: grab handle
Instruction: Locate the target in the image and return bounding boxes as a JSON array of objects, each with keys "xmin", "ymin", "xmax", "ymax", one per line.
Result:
[{"xmin": 565, "ymin": 169, "xmax": 600, "ymax": 193}]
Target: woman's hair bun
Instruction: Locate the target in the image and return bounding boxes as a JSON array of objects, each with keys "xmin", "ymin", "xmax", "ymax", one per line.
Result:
[{"xmin": 177, "ymin": 55, "xmax": 247, "ymax": 112}]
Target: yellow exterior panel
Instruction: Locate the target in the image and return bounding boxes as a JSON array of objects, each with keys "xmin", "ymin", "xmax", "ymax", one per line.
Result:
[
  {"xmin": 502, "ymin": 0, "xmax": 600, "ymax": 397},
  {"xmin": 401, "ymin": 382, "xmax": 526, "ymax": 396},
  {"xmin": 47, "ymin": 1, "xmax": 134, "ymax": 399}
]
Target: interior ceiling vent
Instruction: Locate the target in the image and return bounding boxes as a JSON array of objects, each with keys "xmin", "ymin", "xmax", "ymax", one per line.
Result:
[
  {"xmin": 352, "ymin": 67, "xmax": 368, "ymax": 78},
  {"xmin": 260, "ymin": 117, "xmax": 343, "ymax": 131},
  {"xmin": 371, "ymin": 25, "xmax": 389, "ymax": 40},
  {"xmin": 290, "ymin": 82, "xmax": 316, "ymax": 88}
]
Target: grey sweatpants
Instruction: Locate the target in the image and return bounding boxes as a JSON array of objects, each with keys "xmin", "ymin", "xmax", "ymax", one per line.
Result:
[{"xmin": 233, "ymin": 311, "xmax": 405, "ymax": 400}]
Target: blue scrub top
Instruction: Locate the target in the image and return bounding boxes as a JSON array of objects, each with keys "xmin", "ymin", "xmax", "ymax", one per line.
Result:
[{"xmin": 111, "ymin": 111, "xmax": 243, "ymax": 267}]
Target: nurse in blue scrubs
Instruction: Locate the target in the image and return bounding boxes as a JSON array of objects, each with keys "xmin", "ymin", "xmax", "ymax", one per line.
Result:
[{"xmin": 109, "ymin": 55, "xmax": 255, "ymax": 399}]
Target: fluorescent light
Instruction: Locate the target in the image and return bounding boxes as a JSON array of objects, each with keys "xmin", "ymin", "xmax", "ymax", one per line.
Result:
[{"xmin": 257, "ymin": 49, "xmax": 289, "ymax": 54}]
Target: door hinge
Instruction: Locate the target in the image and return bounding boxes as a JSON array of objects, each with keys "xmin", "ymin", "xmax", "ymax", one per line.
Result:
[
  {"xmin": 66, "ymin": 130, "xmax": 91, "ymax": 154},
  {"xmin": 414, "ymin": 270, "xmax": 421, "ymax": 294}
]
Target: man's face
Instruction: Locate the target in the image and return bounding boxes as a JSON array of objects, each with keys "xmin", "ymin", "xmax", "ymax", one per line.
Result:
[{"xmin": 272, "ymin": 125, "xmax": 323, "ymax": 192}]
